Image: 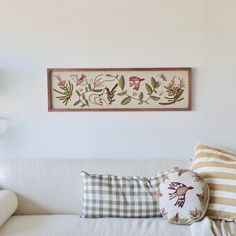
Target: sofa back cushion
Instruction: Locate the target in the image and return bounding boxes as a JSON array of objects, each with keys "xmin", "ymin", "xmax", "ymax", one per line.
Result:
[{"xmin": 0, "ymin": 160, "xmax": 189, "ymax": 215}]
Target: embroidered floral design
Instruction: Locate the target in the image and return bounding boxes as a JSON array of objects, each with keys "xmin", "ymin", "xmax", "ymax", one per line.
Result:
[
  {"xmin": 53, "ymin": 75, "xmax": 73, "ymax": 105},
  {"xmin": 88, "ymin": 94, "xmax": 107, "ymax": 106},
  {"xmin": 189, "ymin": 207, "xmax": 202, "ymax": 221},
  {"xmin": 159, "ymin": 76, "xmax": 185, "ymax": 106},
  {"xmin": 55, "ymin": 75, "xmax": 66, "ymax": 87},
  {"xmin": 129, "ymin": 76, "xmax": 145, "ymax": 90},
  {"xmin": 162, "ymin": 174, "xmax": 169, "ymax": 183},
  {"xmin": 196, "ymin": 193, "xmax": 204, "ymax": 202},
  {"xmin": 159, "ymin": 171, "xmax": 209, "ymax": 225},
  {"xmin": 93, "ymin": 74, "xmax": 115, "ymax": 88},
  {"xmin": 156, "ymin": 74, "xmax": 167, "ymax": 86},
  {"xmin": 196, "ymin": 185, "xmax": 209, "ymax": 209},
  {"xmin": 170, "ymin": 213, "xmax": 192, "ymax": 225},
  {"xmin": 105, "ymin": 84, "xmax": 118, "ymax": 104},
  {"xmin": 156, "ymin": 189, "xmax": 163, "ymax": 198},
  {"xmin": 52, "ymin": 72, "xmax": 188, "ymax": 107},
  {"xmin": 177, "ymin": 169, "xmax": 188, "ymax": 176},
  {"xmin": 161, "ymin": 208, "xmax": 168, "ymax": 218},
  {"xmin": 168, "ymin": 182, "xmax": 194, "ymax": 208},
  {"xmin": 192, "ymin": 173, "xmax": 204, "ymax": 182},
  {"xmin": 170, "ymin": 212, "xmax": 180, "ymax": 223},
  {"xmin": 70, "ymin": 74, "xmax": 87, "ymax": 86}
]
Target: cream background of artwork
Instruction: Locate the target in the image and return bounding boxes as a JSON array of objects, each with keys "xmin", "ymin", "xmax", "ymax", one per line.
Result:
[
  {"xmin": 0, "ymin": 0, "xmax": 236, "ymax": 159},
  {"xmin": 51, "ymin": 70, "xmax": 190, "ymax": 109}
]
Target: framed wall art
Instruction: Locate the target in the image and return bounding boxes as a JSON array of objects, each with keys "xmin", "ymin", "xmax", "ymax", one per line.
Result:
[{"xmin": 48, "ymin": 68, "xmax": 192, "ymax": 111}]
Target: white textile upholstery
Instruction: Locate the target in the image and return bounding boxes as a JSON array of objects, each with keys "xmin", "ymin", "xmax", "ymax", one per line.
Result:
[
  {"xmin": 0, "ymin": 190, "xmax": 18, "ymax": 227},
  {"xmin": 0, "ymin": 215, "xmax": 191, "ymax": 236},
  {"xmin": 0, "ymin": 160, "xmax": 189, "ymax": 215},
  {"xmin": 190, "ymin": 217, "xmax": 236, "ymax": 236}
]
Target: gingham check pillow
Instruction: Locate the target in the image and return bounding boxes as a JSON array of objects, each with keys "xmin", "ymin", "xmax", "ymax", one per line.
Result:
[{"xmin": 81, "ymin": 171, "xmax": 161, "ymax": 218}]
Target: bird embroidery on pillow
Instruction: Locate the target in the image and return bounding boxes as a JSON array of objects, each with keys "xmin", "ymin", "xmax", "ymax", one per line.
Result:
[{"xmin": 168, "ymin": 182, "xmax": 194, "ymax": 208}]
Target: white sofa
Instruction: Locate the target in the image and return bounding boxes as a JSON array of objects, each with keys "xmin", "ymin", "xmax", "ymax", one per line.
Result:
[{"xmin": 0, "ymin": 159, "xmax": 192, "ymax": 236}]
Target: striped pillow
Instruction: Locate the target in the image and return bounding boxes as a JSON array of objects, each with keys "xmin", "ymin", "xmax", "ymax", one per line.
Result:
[{"xmin": 191, "ymin": 144, "xmax": 236, "ymax": 221}]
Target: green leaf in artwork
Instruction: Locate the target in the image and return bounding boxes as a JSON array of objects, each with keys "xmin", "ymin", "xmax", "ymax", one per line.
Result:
[
  {"xmin": 85, "ymin": 87, "xmax": 88, "ymax": 92},
  {"xmin": 117, "ymin": 92, "xmax": 126, "ymax": 96},
  {"xmin": 82, "ymin": 94, "xmax": 85, "ymax": 100},
  {"xmin": 138, "ymin": 92, "xmax": 143, "ymax": 101},
  {"xmin": 151, "ymin": 77, "xmax": 156, "ymax": 88},
  {"xmin": 81, "ymin": 104, "xmax": 86, "ymax": 108},
  {"xmin": 76, "ymin": 90, "xmax": 81, "ymax": 96},
  {"xmin": 73, "ymin": 100, "xmax": 81, "ymax": 106},
  {"xmin": 85, "ymin": 99, "xmax": 89, "ymax": 106},
  {"xmin": 93, "ymin": 89, "xmax": 103, "ymax": 93},
  {"xmin": 119, "ymin": 75, "xmax": 125, "ymax": 90},
  {"xmin": 145, "ymin": 83, "xmax": 152, "ymax": 93},
  {"xmin": 88, "ymin": 83, "xmax": 92, "ymax": 91},
  {"xmin": 150, "ymin": 96, "xmax": 160, "ymax": 101},
  {"xmin": 121, "ymin": 96, "xmax": 131, "ymax": 105}
]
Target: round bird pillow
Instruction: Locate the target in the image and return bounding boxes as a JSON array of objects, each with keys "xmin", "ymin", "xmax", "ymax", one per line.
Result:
[{"xmin": 158, "ymin": 169, "xmax": 210, "ymax": 225}]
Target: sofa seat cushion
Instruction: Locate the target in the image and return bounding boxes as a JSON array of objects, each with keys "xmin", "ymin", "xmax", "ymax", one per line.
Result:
[{"xmin": 0, "ymin": 215, "xmax": 191, "ymax": 236}]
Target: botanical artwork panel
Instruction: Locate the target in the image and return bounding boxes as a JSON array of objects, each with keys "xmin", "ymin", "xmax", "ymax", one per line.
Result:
[{"xmin": 48, "ymin": 68, "xmax": 191, "ymax": 111}]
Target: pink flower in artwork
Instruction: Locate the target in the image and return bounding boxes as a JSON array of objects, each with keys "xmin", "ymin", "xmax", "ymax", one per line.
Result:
[
  {"xmin": 70, "ymin": 74, "xmax": 87, "ymax": 86},
  {"xmin": 129, "ymin": 76, "xmax": 145, "ymax": 90},
  {"xmin": 55, "ymin": 75, "xmax": 66, "ymax": 87}
]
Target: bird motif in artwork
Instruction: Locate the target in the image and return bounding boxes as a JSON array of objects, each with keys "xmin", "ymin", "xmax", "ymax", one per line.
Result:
[{"xmin": 168, "ymin": 182, "xmax": 194, "ymax": 208}]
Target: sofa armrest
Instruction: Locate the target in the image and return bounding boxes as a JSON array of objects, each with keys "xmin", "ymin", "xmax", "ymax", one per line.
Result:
[{"xmin": 0, "ymin": 190, "xmax": 18, "ymax": 227}]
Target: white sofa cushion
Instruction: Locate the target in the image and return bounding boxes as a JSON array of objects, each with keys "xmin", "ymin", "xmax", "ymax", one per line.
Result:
[
  {"xmin": 0, "ymin": 190, "xmax": 18, "ymax": 227},
  {"xmin": 0, "ymin": 215, "xmax": 191, "ymax": 236},
  {"xmin": 0, "ymin": 160, "xmax": 189, "ymax": 215}
]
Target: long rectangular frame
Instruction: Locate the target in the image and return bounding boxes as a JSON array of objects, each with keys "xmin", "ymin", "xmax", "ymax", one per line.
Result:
[{"xmin": 48, "ymin": 67, "xmax": 192, "ymax": 112}]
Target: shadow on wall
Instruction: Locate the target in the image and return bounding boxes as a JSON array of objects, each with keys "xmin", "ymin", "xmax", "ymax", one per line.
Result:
[
  {"xmin": 0, "ymin": 69, "xmax": 8, "ymax": 96},
  {"xmin": 191, "ymin": 67, "xmax": 197, "ymax": 111},
  {"xmin": 0, "ymin": 118, "xmax": 8, "ymax": 137}
]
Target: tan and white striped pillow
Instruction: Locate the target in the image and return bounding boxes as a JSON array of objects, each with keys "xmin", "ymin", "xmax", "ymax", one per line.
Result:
[{"xmin": 191, "ymin": 144, "xmax": 236, "ymax": 221}]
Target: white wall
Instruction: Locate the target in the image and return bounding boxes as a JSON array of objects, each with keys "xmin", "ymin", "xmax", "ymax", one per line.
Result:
[{"xmin": 0, "ymin": 0, "xmax": 235, "ymax": 160}]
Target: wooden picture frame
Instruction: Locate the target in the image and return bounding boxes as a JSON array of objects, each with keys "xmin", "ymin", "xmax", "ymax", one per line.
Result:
[{"xmin": 48, "ymin": 68, "xmax": 192, "ymax": 111}]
